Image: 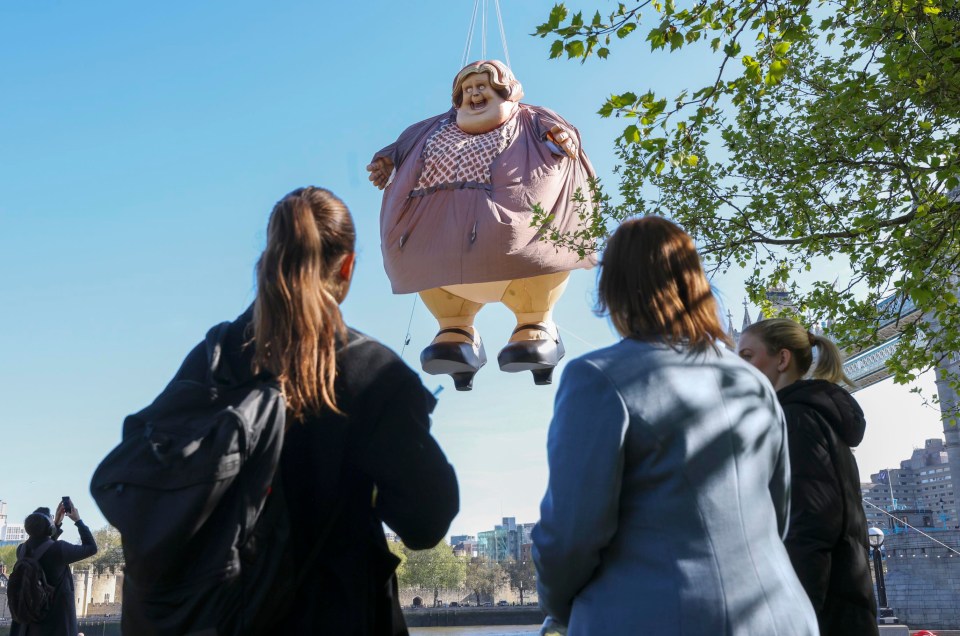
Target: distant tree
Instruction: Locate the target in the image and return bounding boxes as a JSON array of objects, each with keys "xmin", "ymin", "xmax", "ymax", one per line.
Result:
[
  {"xmin": 395, "ymin": 542, "xmax": 466, "ymax": 607},
  {"xmin": 0, "ymin": 544, "xmax": 17, "ymax": 573},
  {"xmin": 76, "ymin": 526, "xmax": 123, "ymax": 574},
  {"xmin": 502, "ymin": 558, "xmax": 537, "ymax": 605},
  {"xmin": 464, "ymin": 557, "xmax": 507, "ymax": 606}
]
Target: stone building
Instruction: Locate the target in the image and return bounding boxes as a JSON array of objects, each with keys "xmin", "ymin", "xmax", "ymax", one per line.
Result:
[
  {"xmin": 73, "ymin": 568, "xmax": 123, "ymax": 618},
  {"xmin": 877, "ymin": 528, "xmax": 960, "ymax": 630}
]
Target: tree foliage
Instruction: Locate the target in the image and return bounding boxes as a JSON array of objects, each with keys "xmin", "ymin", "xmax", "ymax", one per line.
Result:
[
  {"xmin": 464, "ymin": 557, "xmax": 507, "ymax": 606},
  {"xmin": 502, "ymin": 558, "xmax": 537, "ymax": 604},
  {"xmin": 0, "ymin": 544, "xmax": 17, "ymax": 573},
  {"xmin": 393, "ymin": 541, "xmax": 466, "ymax": 606},
  {"xmin": 76, "ymin": 525, "xmax": 124, "ymax": 574},
  {"xmin": 534, "ymin": 0, "xmax": 960, "ymax": 410}
]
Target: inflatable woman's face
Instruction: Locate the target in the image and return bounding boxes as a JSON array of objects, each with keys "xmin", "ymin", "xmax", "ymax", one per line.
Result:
[{"xmin": 456, "ymin": 72, "xmax": 516, "ymax": 134}]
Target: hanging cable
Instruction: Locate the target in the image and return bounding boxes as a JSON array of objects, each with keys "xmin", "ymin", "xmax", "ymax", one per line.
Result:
[
  {"xmin": 494, "ymin": 0, "xmax": 512, "ymax": 69},
  {"xmin": 461, "ymin": 0, "xmax": 482, "ymax": 69},
  {"xmin": 862, "ymin": 499, "xmax": 960, "ymax": 557},
  {"xmin": 556, "ymin": 324, "xmax": 602, "ymax": 350},
  {"xmin": 399, "ymin": 295, "xmax": 419, "ymax": 360},
  {"xmin": 481, "ymin": 0, "xmax": 488, "ymax": 60}
]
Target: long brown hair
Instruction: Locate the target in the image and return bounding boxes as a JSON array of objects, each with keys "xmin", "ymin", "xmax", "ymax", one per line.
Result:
[
  {"xmin": 597, "ymin": 216, "xmax": 731, "ymax": 351},
  {"xmin": 742, "ymin": 318, "xmax": 856, "ymax": 386},
  {"xmin": 252, "ymin": 187, "xmax": 356, "ymax": 420}
]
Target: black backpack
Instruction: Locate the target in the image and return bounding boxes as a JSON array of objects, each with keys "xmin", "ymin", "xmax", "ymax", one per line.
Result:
[
  {"xmin": 90, "ymin": 321, "xmax": 293, "ymax": 636},
  {"xmin": 7, "ymin": 539, "xmax": 56, "ymax": 625}
]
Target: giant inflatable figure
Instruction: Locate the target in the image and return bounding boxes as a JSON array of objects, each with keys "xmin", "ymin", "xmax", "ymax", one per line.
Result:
[{"xmin": 368, "ymin": 60, "xmax": 595, "ymax": 390}]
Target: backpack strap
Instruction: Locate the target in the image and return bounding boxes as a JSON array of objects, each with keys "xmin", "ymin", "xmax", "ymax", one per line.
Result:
[
  {"xmin": 28, "ymin": 539, "xmax": 55, "ymax": 561},
  {"xmin": 31, "ymin": 539, "xmax": 70, "ymax": 590}
]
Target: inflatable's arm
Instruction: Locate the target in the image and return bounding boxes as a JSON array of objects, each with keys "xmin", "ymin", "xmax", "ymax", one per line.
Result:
[{"xmin": 525, "ymin": 105, "xmax": 582, "ymax": 160}]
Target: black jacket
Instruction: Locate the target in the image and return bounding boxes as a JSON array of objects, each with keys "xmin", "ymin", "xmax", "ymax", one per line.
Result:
[
  {"xmin": 778, "ymin": 379, "xmax": 879, "ymax": 636},
  {"xmin": 10, "ymin": 521, "xmax": 98, "ymax": 636},
  {"xmin": 214, "ymin": 312, "xmax": 459, "ymax": 635}
]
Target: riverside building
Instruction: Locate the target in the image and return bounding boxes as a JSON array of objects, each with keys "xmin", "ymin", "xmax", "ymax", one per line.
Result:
[{"xmin": 861, "ymin": 438, "xmax": 956, "ymax": 531}]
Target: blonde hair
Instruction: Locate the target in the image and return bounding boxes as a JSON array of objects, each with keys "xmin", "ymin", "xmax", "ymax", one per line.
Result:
[
  {"xmin": 742, "ymin": 318, "xmax": 856, "ymax": 386},
  {"xmin": 252, "ymin": 187, "xmax": 355, "ymax": 420},
  {"xmin": 451, "ymin": 60, "xmax": 524, "ymax": 108},
  {"xmin": 597, "ymin": 216, "xmax": 732, "ymax": 352}
]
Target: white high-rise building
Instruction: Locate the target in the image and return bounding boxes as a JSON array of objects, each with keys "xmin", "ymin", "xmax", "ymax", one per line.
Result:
[{"xmin": 0, "ymin": 500, "xmax": 27, "ymax": 543}]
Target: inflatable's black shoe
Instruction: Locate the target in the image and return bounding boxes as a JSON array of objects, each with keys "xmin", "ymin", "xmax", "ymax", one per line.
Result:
[
  {"xmin": 497, "ymin": 323, "xmax": 565, "ymax": 385},
  {"xmin": 421, "ymin": 327, "xmax": 487, "ymax": 391}
]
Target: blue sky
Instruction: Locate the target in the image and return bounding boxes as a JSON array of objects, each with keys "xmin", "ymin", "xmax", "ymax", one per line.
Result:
[{"xmin": 0, "ymin": 0, "xmax": 947, "ymax": 543}]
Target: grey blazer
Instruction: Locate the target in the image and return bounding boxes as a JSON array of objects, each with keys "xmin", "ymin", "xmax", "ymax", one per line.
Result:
[{"xmin": 532, "ymin": 339, "xmax": 818, "ymax": 635}]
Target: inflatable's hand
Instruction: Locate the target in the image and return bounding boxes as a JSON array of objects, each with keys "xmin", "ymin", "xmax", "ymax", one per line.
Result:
[
  {"xmin": 547, "ymin": 124, "xmax": 578, "ymax": 159},
  {"xmin": 367, "ymin": 156, "xmax": 394, "ymax": 190}
]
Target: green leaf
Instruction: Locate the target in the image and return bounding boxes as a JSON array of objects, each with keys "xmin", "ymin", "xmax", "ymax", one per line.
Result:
[
  {"xmin": 773, "ymin": 41, "xmax": 791, "ymax": 56},
  {"xmin": 547, "ymin": 4, "xmax": 568, "ymax": 29},
  {"xmin": 549, "ymin": 40, "xmax": 564, "ymax": 59},
  {"xmin": 617, "ymin": 22, "xmax": 637, "ymax": 39},
  {"xmin": 565, "ymin": 40, "xmax": 586, "ymax": 58}
]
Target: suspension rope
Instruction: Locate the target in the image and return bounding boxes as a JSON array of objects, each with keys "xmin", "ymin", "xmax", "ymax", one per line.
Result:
[
  {"xmin": 461, "ymin": 0, "xmax": 482, "ymax": 69},
  {"xmin": 494, "ymin": 0, "xmax": 512, "ymax": 69},
  {"xmin": 399, "ymin": 295, "xmax": 419, "ymax": 360},
  {"xmin": 556, "ymin": 324, "xmax": 602, "ymax": 350},
  {"xmin": 460, "ymin": 0, "xmax": 513, "ymax": 69},
  {"xmin": 481, "ymin": 0, "xmax": 488, "ymax": 60},
  {"xmin": 862, "ymin": 499, "xmax": 960, "ymax": 557}
]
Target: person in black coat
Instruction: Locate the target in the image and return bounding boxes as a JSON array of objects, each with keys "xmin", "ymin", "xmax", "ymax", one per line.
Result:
[
  {"xmin": 164, "ymin": 186, "xmax": 458, "ymax": 635},
  {"xmin": 10, "ymin": 503, "xmax": 98, "ymax": 636},
  {"xmin": 738, "ymin": 318, "xmax": 879, "ymax": 636}
]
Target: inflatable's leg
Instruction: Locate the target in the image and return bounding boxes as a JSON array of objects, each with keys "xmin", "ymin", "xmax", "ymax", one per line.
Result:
[
  {"xmin": 497, "ymin": 272, "xmax": 569, "ymax": 386},
  {"xmin": 418, "ymin": 287, "xmax": 487, "ymax": 391}
]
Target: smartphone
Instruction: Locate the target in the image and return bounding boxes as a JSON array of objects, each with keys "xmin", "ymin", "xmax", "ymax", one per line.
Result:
[{"xmin": 62, "ymin": 496, "xmax": 73, "ymax": 514}]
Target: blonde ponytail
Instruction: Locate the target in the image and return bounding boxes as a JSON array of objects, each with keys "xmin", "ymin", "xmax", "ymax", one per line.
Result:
[
  {"xmin": 252, "ymin": 187, "xmax": 356, "ymax": 420},
  {"xmin": 810, "ymin": 334, "xmax": 856, "ymax": 387}
]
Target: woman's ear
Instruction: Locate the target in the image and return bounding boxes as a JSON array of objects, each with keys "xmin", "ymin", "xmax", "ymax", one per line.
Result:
[
  {"xmin": 777, "ymin": 348, "xmax": 793, "ymax": 373},
  {"xmin": 335, "ymin": 252, "xmax": 356, "ymax": 303},
  {"xmin": 339, "ymin": 252, "xmax": 356, "ymax": 283}
]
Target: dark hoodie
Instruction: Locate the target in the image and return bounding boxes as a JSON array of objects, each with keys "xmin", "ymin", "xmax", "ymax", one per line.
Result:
[{"xmin": 777, "ymin": 379, "xmax": 879, "ymax": 636}]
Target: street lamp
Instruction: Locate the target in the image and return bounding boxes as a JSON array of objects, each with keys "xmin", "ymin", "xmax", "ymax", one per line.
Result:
[{"xmin": 868, "ymin": 527, "xmax": 898, "ymax": 625}]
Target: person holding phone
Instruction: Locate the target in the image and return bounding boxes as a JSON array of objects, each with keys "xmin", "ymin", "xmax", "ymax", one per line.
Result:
[{"xmin": 10, "ymin": 501, "xmax": 98, "ymax": 636}]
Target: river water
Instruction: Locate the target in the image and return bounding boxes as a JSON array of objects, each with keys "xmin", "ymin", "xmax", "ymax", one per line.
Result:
[{"xmin": 409, "ymin": 627, "xmax": 539, "ymax": 635}]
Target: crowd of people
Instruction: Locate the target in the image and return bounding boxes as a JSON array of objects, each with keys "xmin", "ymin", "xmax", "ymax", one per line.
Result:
[{"xmin": 8, "ymin": 195, "xmax": 877, "ymax": 636}]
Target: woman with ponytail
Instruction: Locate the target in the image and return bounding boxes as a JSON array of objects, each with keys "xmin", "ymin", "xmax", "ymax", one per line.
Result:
[
  {"xmin": 167, "ymin": 187, "xmax": 459, "ymax": 634},
  {"xmin": 738, "ymin": 319, "xmax": 878, "ymax": 636},
  {"xmin": 258, "ymin": 187, "xmax": 459, "ymax": 634}
]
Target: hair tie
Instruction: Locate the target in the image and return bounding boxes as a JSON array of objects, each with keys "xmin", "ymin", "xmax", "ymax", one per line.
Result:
[{"xmin": 807, "ymin": 331, "xmax": 816, "ymax": 346}]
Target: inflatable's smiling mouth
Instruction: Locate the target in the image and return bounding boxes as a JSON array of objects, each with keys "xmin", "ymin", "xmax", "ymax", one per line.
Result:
[{"xmin": 470, "ymin": 98, "xmax": 487, "ymax": 111}]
